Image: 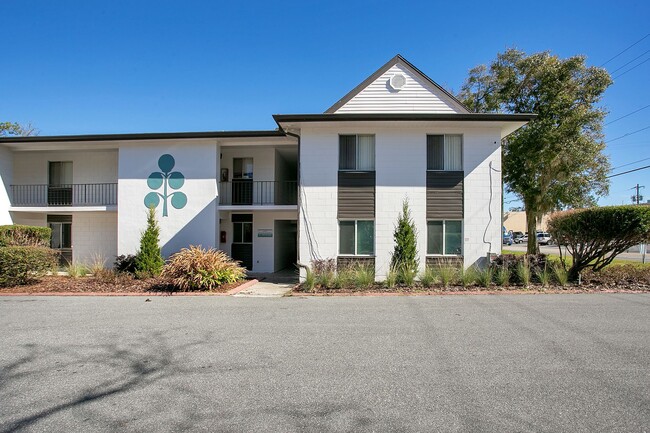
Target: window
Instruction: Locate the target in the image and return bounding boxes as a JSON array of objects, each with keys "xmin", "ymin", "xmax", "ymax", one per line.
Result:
[
  {"xmin": 339, "ymin": 220, "xmax": 374, "ymax": 255},
  {"xmin": 339, "ymin": 135, "xmax": 375, "ymax": 171},
  {"xmin": 232, "ymin": 214, "xmax": 253, "ymax": 244},
  {"xmin": 427, "ymin": 220, "xmax": 462, "ymax": 255},
  {"xmin": 427, "ymin": 135, "xmax": 462, "ymax": 170}
]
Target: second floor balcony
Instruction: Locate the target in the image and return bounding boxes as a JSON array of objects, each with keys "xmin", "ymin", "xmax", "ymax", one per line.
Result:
[
  {"xmin": 10, "ymin": 183, "xmax": 118, "ymax": 207},
  {"xmin": 218, "ymin": 180, "xmax": 297, "ymax": 206}
]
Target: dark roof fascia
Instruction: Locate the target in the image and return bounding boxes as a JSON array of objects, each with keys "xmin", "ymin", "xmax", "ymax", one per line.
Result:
[
  {"xmin": 0, "ymin": 130, "xmax": 287, "ymax": 144},
  {"xmin": 324, "ymin": 54, "xmax": 472, "ymax": 114},
  {"xmin": 274, "ymin": 113, "xmax": 537, "ymax": 124}
]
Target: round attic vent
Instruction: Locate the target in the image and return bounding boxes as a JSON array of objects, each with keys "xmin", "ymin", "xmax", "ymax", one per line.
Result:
[{"xmin": 389, "ymin": 73, "xmax": 406, "ymax": 90}]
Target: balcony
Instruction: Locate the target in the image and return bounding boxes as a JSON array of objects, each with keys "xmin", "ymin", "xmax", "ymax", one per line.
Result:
[
  {"xmin": 10, "ymin": 183, "xmax": 118, "ymax": 207},
  {"xmin": 218, "ymin": 180, "xmax": 297, "ymax": 206}
]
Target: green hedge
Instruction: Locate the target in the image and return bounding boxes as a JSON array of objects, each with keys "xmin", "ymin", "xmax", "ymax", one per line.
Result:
[
  {"xmin": 0, "ymin": 246, "xmax": 58, "ymax": 286},
  {"xmin": 0, "ymin": 225, "xmax": 52, "ymax": 247},
  {"xmin": 547, "ymin": 205, "xmax": 650, "ymax": 280}
]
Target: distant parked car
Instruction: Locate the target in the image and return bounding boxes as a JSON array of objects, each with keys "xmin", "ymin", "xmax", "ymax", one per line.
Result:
[
  {"xmin": 503, "ymin": 231, "xmax": 513, "ymax": 246},
  {"xmin": 536, "ymin": 232, "xmax": 552, "ymax": 245},
  {"xmin": 512, "ymin": 231, "xmax": 525, "ymax": 243}
]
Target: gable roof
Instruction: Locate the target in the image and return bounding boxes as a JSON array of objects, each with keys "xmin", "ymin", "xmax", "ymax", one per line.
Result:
[{"xmin": 325, "ymin": 54, "xmax": 471, "ymax": 114}]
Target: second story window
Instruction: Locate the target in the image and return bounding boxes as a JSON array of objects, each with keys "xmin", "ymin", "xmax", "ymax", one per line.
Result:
[
  {"xmin": 339, "ymin": 135, "xmax": 375, "ymax": 171},
  {"xmin": 427, "ymin": 135, "xmax": 462, "ymax": 171}
]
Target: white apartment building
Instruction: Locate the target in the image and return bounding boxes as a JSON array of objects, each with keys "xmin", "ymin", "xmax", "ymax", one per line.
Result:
[{"xmin": 0, "ymin": 55, "xmax": 534, "ymax": 278}]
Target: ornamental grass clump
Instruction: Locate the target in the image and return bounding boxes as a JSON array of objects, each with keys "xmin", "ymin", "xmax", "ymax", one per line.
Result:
[
  {"xmin": 162, "ymin": 246, "xmax": 246, "ymax": 291},
  {"xmin": 419, "ymin": 266, "xmax": 437, "ymax": 288},
  {"xmin": 552, "ymin": 263, "xmax": 569, "ymax": 286},
  {"xmin": 384, "ymin": 266, "xmax": 398, "ymax": 289},
  {"xmin": 475, "ymin": 266, "xmax": 493, "ymax": 288},
  {"xmin": 436, "ymin": 264, "xmax": 458, "ymax": 288},
  {"xmin": 461, "ymin": 266, "xmax": 478, "ymax": 288},
  {"xmin": 536, "ymin": 264, "xmax": 552, "ymax": 287},
  {"xmin": 516, "ymin": 261, "xmax": 531, "ymax": 287},
  {"xmin": 352, "ymin": 264, "xmax": 375, "ymax": 289},
  {"xmin": 494, "ymin": 266, "xmax": 511, "ymax": 287}
]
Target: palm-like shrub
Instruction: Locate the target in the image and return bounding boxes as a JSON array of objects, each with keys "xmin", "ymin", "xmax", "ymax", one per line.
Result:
[{"xmin": 162, "ymin": 246, "xmax": 246, "ymax": 291}]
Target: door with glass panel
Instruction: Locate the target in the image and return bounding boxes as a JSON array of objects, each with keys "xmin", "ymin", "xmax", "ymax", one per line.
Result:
[
  {"xmin": 232, "ymin": 158, "xmax": 253, "ymax": 205},
  {"xmin": 231, "ymin": 214, "xmax": 253, "ymax": 270},
  {"xmin": 48, "ymin": 215, "xmax": 72, "ymax": 265},
  {"xmin": 48, "ymin": 161, "xmax": 73, "ymax": 205}
]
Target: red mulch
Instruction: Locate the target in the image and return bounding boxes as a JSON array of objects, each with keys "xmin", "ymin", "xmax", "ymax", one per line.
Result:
[{"xmin": 0, "ymin": 275, "xmax": 242, "ymax": 294}]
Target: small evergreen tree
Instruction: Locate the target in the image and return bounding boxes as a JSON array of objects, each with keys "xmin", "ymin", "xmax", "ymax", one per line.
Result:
[
  {"xmin": 135, "ymin": 206, "xmax": 165, "ymax": 278},
  {"xmin": 391, "ymin": 199, "xmax": 418, "ymax": 277}
]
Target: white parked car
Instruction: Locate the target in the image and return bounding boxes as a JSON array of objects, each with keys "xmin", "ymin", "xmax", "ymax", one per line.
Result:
[{"xmin": 536, "ymin": 232, "xmax": 552, "ymax": 245}]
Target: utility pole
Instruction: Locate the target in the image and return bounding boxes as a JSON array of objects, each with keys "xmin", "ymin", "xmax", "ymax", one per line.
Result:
[{"xmin": 631, "ymin": 184, "xmax": 645, "ymax": 204}]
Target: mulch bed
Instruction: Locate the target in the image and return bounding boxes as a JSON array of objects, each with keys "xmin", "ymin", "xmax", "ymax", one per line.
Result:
[
  {"xmin": 0, "ymin": 275, "xmax": 244, "ymax": 295},
  {"xmin": 293, "ymin": 281, "xmax": 650, "ymax": 296}
]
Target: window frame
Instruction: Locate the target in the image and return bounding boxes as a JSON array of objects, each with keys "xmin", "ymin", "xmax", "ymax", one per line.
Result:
[
  {"xmin": 338, "ymin": 219, "xmax": 375, "ymax": 256},
  {"xmin": 426, "ymin": 134, "xmax": 463, "ymax": 171},
  {"xmin": 426, "ymin": 219, "xmax": 463, "ymax": 256},
  {"xmin": 338, "ymin": 134, "xmax": 376, "ymax": 172}
]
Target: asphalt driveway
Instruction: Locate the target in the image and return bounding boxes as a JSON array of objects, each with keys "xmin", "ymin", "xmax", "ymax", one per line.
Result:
[{"xmin": 1, "ymin": 294, "xmax": 648, "ymax": 432}]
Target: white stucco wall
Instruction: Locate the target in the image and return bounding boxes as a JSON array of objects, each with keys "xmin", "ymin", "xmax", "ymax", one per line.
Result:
[
  {"xmin": 72, "ymin": 212, "xmax": 118, "ymax": 265},
  {"xmin": 12, "ymin": 150, "xmax": 118, "ymax": 185},
  {"xmin": 0, "ymin": 146, "xmax": 13, "ymax": 225},
  {"xmin": 118, "ymin": 141, "xmax": 218, "ymax": 257},
  {"xmin": 219, "ymin": 210, "xmax": 297, "ymax": 273},
  {"xmin": 10, "ymin": 211, "xmax": 117, "ymax": 265},
  {"xmin": 299, "ymin": 123, "xmax": 504, "ymax": 278}
]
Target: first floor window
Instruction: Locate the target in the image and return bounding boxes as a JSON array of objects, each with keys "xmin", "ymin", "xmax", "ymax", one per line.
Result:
[
  {"xmin": 339, "ymin": 220, "xmax": 374, "ymax": 255},
  {"xmin": 427, "ymin": 220, "xmax": 462, "ymax": 255}
]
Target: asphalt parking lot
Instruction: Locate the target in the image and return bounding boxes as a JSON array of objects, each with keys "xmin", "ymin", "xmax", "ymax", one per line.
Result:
[{"xmin": 1, "ymin": 294, "xmax": 648, "ymax": 432}]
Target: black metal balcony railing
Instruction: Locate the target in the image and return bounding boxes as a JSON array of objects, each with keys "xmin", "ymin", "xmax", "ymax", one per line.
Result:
[
  {"xmin": 219, "ymin": 180, "xmax": 297, "ymax": 206},
  {"xmin": 10, "ymin": 184, "xmax": 118, "ymax": 207}
]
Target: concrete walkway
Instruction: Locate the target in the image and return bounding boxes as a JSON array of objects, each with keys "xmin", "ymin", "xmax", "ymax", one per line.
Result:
[{"xmin": 233, "ymin": 268, "xmax": 298, "ymax": 297}]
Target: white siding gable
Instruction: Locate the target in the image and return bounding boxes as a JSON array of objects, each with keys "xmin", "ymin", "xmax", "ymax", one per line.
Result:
[{"xmin": 334, "ymin": 64, "xmax": 465, "ymax": 114}]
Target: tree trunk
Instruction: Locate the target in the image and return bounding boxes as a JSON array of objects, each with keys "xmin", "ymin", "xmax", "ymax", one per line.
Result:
[{"xmin": 526, "ymin": 210, "xmax": 539, "ymax": 254}]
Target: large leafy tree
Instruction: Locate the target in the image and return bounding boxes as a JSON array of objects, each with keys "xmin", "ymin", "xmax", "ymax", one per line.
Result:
[{"xmin": 458, "ymin": 49, "xmax": 612, "ymax": 253}]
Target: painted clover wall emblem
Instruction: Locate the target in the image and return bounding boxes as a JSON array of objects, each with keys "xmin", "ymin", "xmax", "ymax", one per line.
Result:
[{"xmin": 144, "ymin": 154, "xmax": 187, "ymax": 217}]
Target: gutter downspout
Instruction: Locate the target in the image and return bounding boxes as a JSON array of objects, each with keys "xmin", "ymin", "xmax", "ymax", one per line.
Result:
[{"xmin": 283, "ymin": 129, "xmax": 306, "ymax": 274}]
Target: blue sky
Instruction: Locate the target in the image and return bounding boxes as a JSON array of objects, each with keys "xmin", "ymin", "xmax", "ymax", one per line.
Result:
[{"xmin": 1, "ymin": 0, "xmax": 648, "ymax": 207}]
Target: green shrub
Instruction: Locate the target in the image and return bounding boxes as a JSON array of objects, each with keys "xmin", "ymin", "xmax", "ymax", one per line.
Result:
[
  {"xmin": 548, "ymin": 205, "xmax": 650, "ymax": 280},
  {"xmin": 419, "ymin": 266, "xmax": 437, "ymax": 288},
  {"xmin": 391, "ymin": 199, "xmax": 419, "ymax": 280},
  {"xmin": 66, "ymin": 262, "xmax": 89, "ymax": 278},
  {"xmin": 0, "ymin": 225, "xmax": 51, "ymax": 247},
  {"xmin": 0, "ymin": 246, "xmax": 57, "ymax": 286},
  {"xmin": 494, "ymin": 266, "xmax": 511, "ymax": 287},
  {"xmin": 135, "ymin": 207, "xmax": 165, "ymax": 278},
  {"xmin": 475, "ymin": 267, "xmax": 493, "ymax": 288},
  {"xmin": 161, "ymin": 246, "xmax": 246, "ymax": 291}
]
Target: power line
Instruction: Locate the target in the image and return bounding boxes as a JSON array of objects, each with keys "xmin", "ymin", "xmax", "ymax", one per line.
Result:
[
  {"xmin": 613, "ymin": 56, "xmax": 650, "ymax": 79},
  {"xmin": 611, "ymin": 156, "xmax": 650, "ymax": 170},
  {"xmin": 610, "ymin": 49, "xmax": 650, "ymax": 73},
  {"xmin": 607, "ymin": 164, "xmax": 650, "ymax": 178},
  {"xmin": 605, "ymin": 125, "xmax": 650, "ymax": 143},
  {"xmin": 605, "ymin": 104, "xmax": 650, "ymax": 125},
  {"xmin": 600, "ymin": 33, "xmax": 650, "ymax": 67}
]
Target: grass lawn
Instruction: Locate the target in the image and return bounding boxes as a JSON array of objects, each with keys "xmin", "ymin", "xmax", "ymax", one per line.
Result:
[{"xmin": 502, "ymin": 249, "xmax": 650, "ymax": 267}]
